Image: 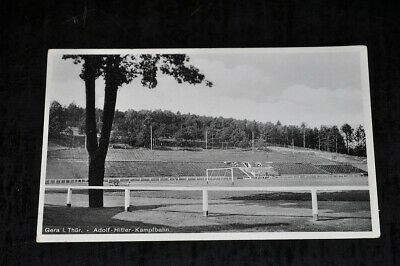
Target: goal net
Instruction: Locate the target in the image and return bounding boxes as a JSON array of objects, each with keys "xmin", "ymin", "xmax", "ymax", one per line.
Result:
[{"xmin": 205, "ymin": 167, "xmax": 235, "ymax": 185}]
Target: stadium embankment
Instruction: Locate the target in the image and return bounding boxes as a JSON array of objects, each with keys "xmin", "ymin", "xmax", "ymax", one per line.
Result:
[{"xmin": 45, "ymin": 147, "xmax": 368, "ymax": 181}]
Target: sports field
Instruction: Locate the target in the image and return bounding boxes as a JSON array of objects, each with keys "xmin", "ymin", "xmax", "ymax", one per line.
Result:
[
  {"xmin": 43, "ymin": 187, "xmax": 371, "ymax": 232},
  {"xmin": 42, "ymin": 144, "xmax": 371, "ymax": 233}
]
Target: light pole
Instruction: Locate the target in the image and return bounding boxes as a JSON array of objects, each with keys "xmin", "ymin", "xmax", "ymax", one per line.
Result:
[
  {"xmin": 211, "ymin": 132, "xmax": 213, "ymax": 149},
  {"xmin": 205, "ymin": 129, "xmax": 208, "ymax": 151},
  {"xmin": 252, "ymin": 131, "xmax": 255, "ymax": 153},
  {"xmin": 150, "ymin": 125, "xmax": 153, "ymax": 150},
  {"xmin": 292, "ymin": 138, "xmax": 294, "ymax": 152},
  {"xmin": 335, "ymin": 133, "xmax": 338, "ymax": 153}
]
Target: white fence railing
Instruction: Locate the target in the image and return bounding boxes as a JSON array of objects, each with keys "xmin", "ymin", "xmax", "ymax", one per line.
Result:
[
  {"xmin": 45, "ymin": 176, "xmax": 208, "ymax": 184},
  {"xmin": 45, "ymin": 173, "xmax": 366, "ymax": 185},
  {"xmin": 45, "ymin": 185, "xmax": 369, "ymax": 221}
]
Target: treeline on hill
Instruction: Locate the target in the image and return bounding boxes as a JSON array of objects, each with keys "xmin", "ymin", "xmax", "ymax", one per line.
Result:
[{"xmin": 49, "ymin": 101, "xmax": 367, "ymax": 156}]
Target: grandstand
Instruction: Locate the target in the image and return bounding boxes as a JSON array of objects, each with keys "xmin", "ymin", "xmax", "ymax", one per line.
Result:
[
  {"xmin": 47, "ymin": 147, "xmax": 335, "ymax": 164},
  {"xmin": 105, "ymin": 161, "xmax": 227, "ymax": 178},
  {"xmin": 316, "ymin": 164, "xmax": 368, "ymax": 175},
  {"xmin": 45, "ymin": 146, "xmax": 368, "ymax": 182},
  {"xmin": 268, "ymin": 163, "xmax": 328, "ymax": 175},
  {"xmin": 238, "ymin": 166, "xmax": 279, "ymax": 178}
]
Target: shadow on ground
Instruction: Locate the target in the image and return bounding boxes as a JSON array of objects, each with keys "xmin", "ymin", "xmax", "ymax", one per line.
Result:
[
  {"xmin": 43, "ymin": 200, "xmax": 372, "ymax": 233},
  {"xmin": 226, "ymin": 191, "xmax": 370, "ymax": 201},
  {"xmin": 43, "ymin": 205, "xmax": 291, "ymax": 233}
]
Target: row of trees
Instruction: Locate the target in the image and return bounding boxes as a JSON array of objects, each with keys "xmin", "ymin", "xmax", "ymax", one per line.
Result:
[
  {"xmin": 49, "ymin": 101, "xmax": 99, "ymax": 138},
  {"xmin": 49, "ymin": 101, "xmax": 367, "ymax": 156}
]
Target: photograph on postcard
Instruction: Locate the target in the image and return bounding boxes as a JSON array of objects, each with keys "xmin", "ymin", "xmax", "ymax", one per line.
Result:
[{"xmin": 37, "ymin": 47, "xmax": 379, "ymax": 242}]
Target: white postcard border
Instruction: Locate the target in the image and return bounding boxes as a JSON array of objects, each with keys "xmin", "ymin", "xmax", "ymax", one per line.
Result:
[{"xmin": 37, "ymin": 46, "xmax": 380, "ymax": 242}]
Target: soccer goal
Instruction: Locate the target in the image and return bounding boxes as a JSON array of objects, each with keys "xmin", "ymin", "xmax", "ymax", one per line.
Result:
[{"xmin": 205, "ymin": 167, "xmax": 235, "ymax": 185}]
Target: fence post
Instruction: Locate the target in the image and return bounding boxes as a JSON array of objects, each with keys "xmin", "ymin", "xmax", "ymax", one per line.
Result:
[
  {"xmin": 311, "ymin": 189, "xmax": 318, "ymax": 221},
  {"xmin": 125, "ymin": 188, "xmax": 130, "ymax": 212},
  {"xmin": 231, "ymin": 168, "xmax": 234, "ymax": 185},
  {"xmin": 66, "ymin": 187, "xmax": 72, "ymax": 207},
  {"xmin": 206, "ymin": 169, "xmax": 209, "ymax": 184},
  {"xmin": 202, "ymin": 190, "xmax": 208, "ymax": 216}
]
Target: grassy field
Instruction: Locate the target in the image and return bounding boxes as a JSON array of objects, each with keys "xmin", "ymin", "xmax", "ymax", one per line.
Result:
[
  {"xmin": 43, "ymin": 189, "xmax": 371, "ymax": 233},
  {"xmin": 43, "ymin": 177, "xmax": 371, "ymax": 233}
]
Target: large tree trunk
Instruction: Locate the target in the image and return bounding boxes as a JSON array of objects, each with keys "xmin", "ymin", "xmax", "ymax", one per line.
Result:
[
  {"xmin": 88, "ymin": 153, "xmax": 105, "ymax": 207},
  {"xmin": 84, "ymin": 58, "xmax": 99, "ymax": 156},
  {"xmin": 83, "ymin": 56, "xmax": 104, "ymax": 208},
  {"xmin": 83, "ymin": 55, "xmax": 120, "ymax": 208},
  {"xmin": 89, "ymin": 63, "xmax": 119, "ymax": 207},
  {"xmin": 97, "ymin": 79, "xmax": 118, "ymax": 156},
  {"xmin": 90, "ymin": 84, "xmax": 118, "ymax": 206}
]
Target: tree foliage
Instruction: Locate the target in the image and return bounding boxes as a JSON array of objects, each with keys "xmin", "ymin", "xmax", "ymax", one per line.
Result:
[
  {"xmin": 49, "ymin": 101, "xmax": 367, "ymax": 156},
  {"xmin": 62, "ymin": 54, "xmax": 213, "ymax": 89},
  {"xmin": 341, "ymin": 123, "xmax": 354, "ymax": 154},
  {"xmin": 48, "ymin": 101, "xmax": 67, "ymax": 138}
]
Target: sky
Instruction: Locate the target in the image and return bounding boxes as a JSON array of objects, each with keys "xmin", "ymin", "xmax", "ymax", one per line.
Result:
[{"xmin": 47, "ymin": 50, "xmax": 366, "ymax": 128}]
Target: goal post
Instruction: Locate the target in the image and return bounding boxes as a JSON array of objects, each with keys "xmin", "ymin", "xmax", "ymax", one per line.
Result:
[{"xmin": 205, "ymin": 167, "xmax": 235, "ymax": 185}]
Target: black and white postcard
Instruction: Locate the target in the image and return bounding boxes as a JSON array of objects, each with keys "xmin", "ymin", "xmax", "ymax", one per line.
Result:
[{"xmin": 37, "ymin": 47, "xmax": 380, "ymax": 242}]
